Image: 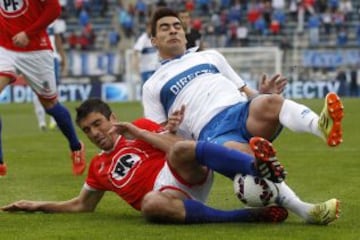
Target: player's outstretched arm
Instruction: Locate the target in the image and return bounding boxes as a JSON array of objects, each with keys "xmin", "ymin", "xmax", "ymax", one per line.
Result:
[
  {"xmin": 111, "ymin": 122, "xmax": 183, "ymax": 153},
  {"xmin": 1, "ymin": 188, "xmax": 104, "ymax": 213}
]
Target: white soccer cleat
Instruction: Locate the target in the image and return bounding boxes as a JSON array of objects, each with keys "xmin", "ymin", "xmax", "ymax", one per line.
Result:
[{"xmin": 307, "ymin": 198, "xmax": 340, "ymax": 225}]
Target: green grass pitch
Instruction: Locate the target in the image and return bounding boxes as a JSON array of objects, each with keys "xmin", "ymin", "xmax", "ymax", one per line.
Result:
[{"xmin": 0, "ymin": 98, "xmax": 359, "ymax": 240}]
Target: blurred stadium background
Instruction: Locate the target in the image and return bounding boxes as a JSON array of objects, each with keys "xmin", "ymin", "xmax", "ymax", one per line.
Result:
[{"xmin": 1, "ymin": 0, "xmax": 359, "ymax": 104}]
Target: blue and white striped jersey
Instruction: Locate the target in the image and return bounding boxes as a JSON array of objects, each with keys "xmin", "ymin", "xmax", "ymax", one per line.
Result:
[{"xmin": 142, "ymin": 49, "xmax": 247, "ymax": 140}]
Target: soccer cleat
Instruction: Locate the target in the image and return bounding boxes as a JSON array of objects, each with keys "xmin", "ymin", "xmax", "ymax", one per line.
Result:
[
  {"xmin": 250, "ymin": 137, "xmax": 287, "ymax": 183},
  {"xmin": 48, "ymin": 119, "xmax": 57, "ymax": 130},
  {"xmin": 70, "ymin": 142, "xmax": 86, "ymax": 176},
  {"xmin": 318, "ymin": 92, "xmax": 344, "ymax": 147},
  {"xmin": 247, "ymin": 206, "xmax": 288, "ymax": 223},
  {"xmin": 0, "ymin": 163, "xmax": 7, "ymax": 176},
  {"xmin": 40, "ymin": 125, "xmax": 47, "ymax": 131},
  {"xmin": 307, "ymin": 198, "xmax": 340, "ymax": 225}
]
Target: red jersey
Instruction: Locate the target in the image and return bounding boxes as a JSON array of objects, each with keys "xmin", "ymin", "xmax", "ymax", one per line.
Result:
[
  {"xmin": 85, "ymin": 118, "xmax": 167, "ymax": 211},
  {"xmin": 0, "ymin": 0, "xmax": 61, "ymax": 51}
]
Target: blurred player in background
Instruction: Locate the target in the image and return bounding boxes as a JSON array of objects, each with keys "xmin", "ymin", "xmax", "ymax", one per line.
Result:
[
  {"xmin": 0, "ymin": 0, "xmax": 85, "ymax": 176},
  {"xmin": 1, "ymin": 99, "xmax": 339, "ymax": 225},
  {"xmin": 143, "ymin": 7, "xmax": 344, "ymax": 155},
  {"xmin": 33, "ymin": 17, "xmax": 67, "ymax": 131},
  {"xmin": 178, "ymin": 9, "xmax": 203, "ymax": 50},
  {"xmin": 133, "ymin": 21, "xmax": 159, "ymax": 88}
]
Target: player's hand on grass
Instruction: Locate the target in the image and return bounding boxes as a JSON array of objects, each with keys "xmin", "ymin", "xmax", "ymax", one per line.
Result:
[
  {"xmin": 1, "ymin": 200, "xmax": 38, "ymax": 212},
  {"xmin": 259, "ymin": 74, "xmax": 287, "ymax": 94},
  {"xmin": 165, "ymin": 105, "xmax": 185, "ymax": 134}
]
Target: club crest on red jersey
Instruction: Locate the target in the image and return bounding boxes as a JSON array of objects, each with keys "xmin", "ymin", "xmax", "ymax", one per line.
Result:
[
  {"xmin": 0, "ymin": 0, "xmax": 29, "ymax": 18},
  {"xmin": 109, "ymin": 151, "xmax": 142, "ymax": 188}
]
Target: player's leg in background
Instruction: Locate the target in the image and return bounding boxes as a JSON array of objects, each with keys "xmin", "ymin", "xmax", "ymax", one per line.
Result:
[
  {"xmin": 48, "ymin": 114, "xmax": 57, "ymax": 130},
  {"xmin": 0, "ymin": 49, "xmax": 27, "ymax": 176},
  {"xmin": 31, "ymin": 57, "xmax": 60, "ymax": 131},
  {"xmin": 40, "ymin": 96, "xmax": 86, "ymax": 175},
  {"xmin": 32, "ymin": 94, "xmax": 47, "ymax": 131},
  {"xmin": 0, "ymin": 74, "xmax": 14, "ymax": 176},
  {"xmin": 19, "ymin": 50, "xmax": 86, "ymax": 175},
  {"xmin": 48, "ymin": 58, "xmax": 61, "ymax": 130}
]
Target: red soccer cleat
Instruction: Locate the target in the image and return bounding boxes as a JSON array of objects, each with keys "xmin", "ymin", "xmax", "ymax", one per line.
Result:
[
  {"xmin": 250, "ymin": 137, "xmax": 287, "ymax": 183},
  {"xmin": 0, "ymin": 163, "xmax": 7, "ymax": 176},
  {"xmin": 318, "ymin": 92, "xmax": 344, "ymax": 147},
  {"xmin": 70, "ymin": 142, "xmax": 86, "ymax": 176},
  {"xmin": 247, "ymin": 206, "xmax": 288, "ymax": 223}
]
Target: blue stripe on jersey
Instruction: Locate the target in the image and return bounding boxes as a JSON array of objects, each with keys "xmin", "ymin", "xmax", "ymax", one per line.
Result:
[
  {"xmin": 141, "ymin": 47, "xmax": 157, "ymax": 54},
  {"xmin": 160, "ymin": 63, "xmax": 219, "ymax": 115}
]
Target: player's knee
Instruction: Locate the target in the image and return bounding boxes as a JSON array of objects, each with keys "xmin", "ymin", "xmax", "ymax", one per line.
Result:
[
  {"xmin": 265, "ymin": 94, "xmax": 284, "ymax": 106},
  {"xmin": 141, "ymin": 192, "xmax": 163, "ymax": 216},
  {"xmin": 141, "ymin": 191, "xmax": 169, "ymax": 222},
  {"xmin": 39, "ymin": 97, "xmax": 58, "ymax": 109},
  {"xmin": 257, "ymin": 94, "xmax": 284, "ymax": 118},
  {"xmin": 169, "ymin": 141, "xmax": 196, "ymax": 162}
]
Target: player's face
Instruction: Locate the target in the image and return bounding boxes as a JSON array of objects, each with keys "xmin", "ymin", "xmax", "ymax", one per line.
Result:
[
  {"xmin": 78, "ymin": 112, "xmax": 117, "ymax": 151},
  {"xmin": 151, "ymin": 16, "xmax": 187, "ymax": 59}
]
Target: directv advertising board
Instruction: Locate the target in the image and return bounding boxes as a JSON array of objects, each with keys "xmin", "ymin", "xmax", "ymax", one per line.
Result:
[{"xmin": 0, "ymin": 80, "xmax": 129, "ymax": 104}]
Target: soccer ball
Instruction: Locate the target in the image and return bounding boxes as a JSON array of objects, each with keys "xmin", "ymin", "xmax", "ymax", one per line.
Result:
[{"xmin": 233, "ymin": 174, "xmax": 279, "ymax": 207}]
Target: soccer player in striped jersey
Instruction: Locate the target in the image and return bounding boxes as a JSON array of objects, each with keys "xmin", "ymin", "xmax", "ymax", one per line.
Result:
[
  {"xmin": 133, "ymin": 21, "xmax": 159, "ymax": 84},
  {"xmin": 0, "ymin": 0, "xmax": 85, "ymax": 176},
  {"xmin": 142, "ymin": 7, "xmax": 344, "ymax": 156},
  {"xmin": 1, "ymin": 99, "xmax": 339, "ymax": 225}
]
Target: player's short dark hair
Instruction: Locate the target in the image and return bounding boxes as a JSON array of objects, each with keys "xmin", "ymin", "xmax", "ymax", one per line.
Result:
[
  {"xmin": 150, "ymin": 7, "xmax": 179, "ymax": 37},
  {"xmin": 76, "ymin": 98, "xmax": 112, "ymax": 125}
]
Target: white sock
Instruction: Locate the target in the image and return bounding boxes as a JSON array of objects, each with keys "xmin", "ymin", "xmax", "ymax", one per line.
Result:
[
  {"xmin": 275, "ymin": 182, "xmax": 313, "ymax": 221},
  {"xmin": 279, "ymin": 99, "xmax": 323, "ymax": 138},
  {"xmin": 33, "ymin": 95, "xmax": 46, "ymax": 128}
]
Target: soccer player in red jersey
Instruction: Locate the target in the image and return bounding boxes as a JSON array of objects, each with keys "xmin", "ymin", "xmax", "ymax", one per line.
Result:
[
  {"xmin": 1, "ymin": 99, "xmax": 339, "ymax": 225},
  {"xmin": 0, "ymin": 0, "xmax": 85, "ymax": 176}
]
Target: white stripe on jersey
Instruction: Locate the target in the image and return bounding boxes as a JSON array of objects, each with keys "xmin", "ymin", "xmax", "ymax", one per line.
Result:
[{"xmin": 143, "ymin": 49, "xmax": 247, "ymax": 140}]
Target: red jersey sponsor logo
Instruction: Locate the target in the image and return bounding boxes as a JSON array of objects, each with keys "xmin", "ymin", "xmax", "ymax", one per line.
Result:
[{"xmin": 0, "ymin": 0, "xmax": 29, "ymax": 18}]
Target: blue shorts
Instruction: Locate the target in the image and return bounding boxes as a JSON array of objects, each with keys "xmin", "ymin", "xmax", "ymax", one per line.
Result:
[
  {"xmin": 198, "ymin": 101, "xmax": 283, "ymax": 145},
  {"xmin": 199, "ymin": 102, "xmax": 252, "ymax": 145}
]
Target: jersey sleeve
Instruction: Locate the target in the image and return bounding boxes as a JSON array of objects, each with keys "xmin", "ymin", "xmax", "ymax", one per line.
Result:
[
  {"xmin": 85, "ymin": 156, "xmax": 108, "ymax": 191},
  {"xmin": 24, "ymin": 0, "xmax": 61, "ymax": 37},
  {"xmin": 132, "ymin": 118, "xmax": 165, "ymax": 133},
  {"xmin": 209, "ymin": 50, "xmax": 246, "ymax": 89}
]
